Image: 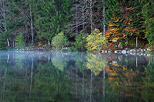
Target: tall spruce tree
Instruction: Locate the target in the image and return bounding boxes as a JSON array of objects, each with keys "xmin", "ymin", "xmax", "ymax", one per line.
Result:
[
  {"xmin": 32, "ymin": 0, "xmax": 71, "ymax": 46},
  {"xmin": 139, "ymin": 0, "xmax": 154, "ymax": 45}
]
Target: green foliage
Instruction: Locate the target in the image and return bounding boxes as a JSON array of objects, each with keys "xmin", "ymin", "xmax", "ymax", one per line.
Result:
[
  {"xmin": 137, "ymin": 1, "xmax": 154, "ymax": 45},
  {"xmin": 32, "ymin": 0, "xmax": 72, "ymax": 44},
  {"xmin": 1, "ymin": 0, "xmax": 152, "ymax": 49},
  {"xmin": 73, "ymin": 33, "xmax": 87, "ymax": 51},
  {"xmin": 148, "ymin": 45, "xmax": 154, "ymax": 52},
  {"xmin": 86, "ymin": 29, "xmax": 108, "ymax": 52},
  {"xmin": 30, "ymin": 62, "xmax": 70, "ymax": 102},
  {"xmin": 0, "ymin": 34, "xmax": 7, "ymax": 50},
  {"xmin": 52, "ymin": 32, "xmax": 69, "ymax": 49},
  {"xmin": 15, "ymin": 32, "xmax": 25, "ymax": 49},
  {"xmin": 102, "ymin": 0, "xmax": 120, "ymax": 24},
  {"xmin": 143, "ymin": 2, "xmax": 154, "ymax": 44},
  {"xmin": 38, "ymin": 42, "xmax": 43, "ymax": 47}
]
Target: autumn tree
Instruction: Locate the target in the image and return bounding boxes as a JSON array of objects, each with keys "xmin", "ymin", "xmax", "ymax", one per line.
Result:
[
  {"xmin": 86, "ymin": 29, "xmax": 108, "ymax": 51},
  {"xmin": 104, "ymin": 0, "xmax": 142, "ymax": 47}
]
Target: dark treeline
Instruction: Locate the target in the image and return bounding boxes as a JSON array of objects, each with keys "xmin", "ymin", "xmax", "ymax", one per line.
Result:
[{"xmin": 0, "ymin": 0, "xmax": 153, "ymax": 51}]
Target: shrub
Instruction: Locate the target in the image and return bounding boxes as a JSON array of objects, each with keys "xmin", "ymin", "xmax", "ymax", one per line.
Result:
[
  {"xmin": 86, "ymin": 29, "xmax": 108, "ymax": 52},
  {"xmin": 52, "ymin": 32, "xmax": 69, "ymax": 50},
  {"xmin": 15, "ymin": 32, "xmax": 25, "ymax": 49},
  {"xmin": 73, "ymin": 33, "xmax": 87, "ymax": 51}
]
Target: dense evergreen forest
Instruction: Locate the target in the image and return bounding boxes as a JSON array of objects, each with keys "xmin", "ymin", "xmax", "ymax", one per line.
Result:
[{"xmin": 0, "ymin": 0, "xmax": 153, "ymax": 51}]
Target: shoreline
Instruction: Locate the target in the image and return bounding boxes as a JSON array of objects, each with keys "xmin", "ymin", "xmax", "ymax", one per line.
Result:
[{"xmin": 5, "ymin": 47, "xmax": 154, "ymax": 56}]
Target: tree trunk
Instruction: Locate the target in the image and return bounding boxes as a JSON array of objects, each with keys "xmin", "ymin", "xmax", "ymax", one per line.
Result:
[
  {"xmin": 2, "ymin": 0, "xmax": 9, "ymax": 47},
  {"xmin": 90, "ymin": 0, "xmax": 93, "ymax": 33},
  {"xmin": 30, "ymin": 6, "xmax": 34, "ymax": 45},
  {"xmin": 82, "ymin": 0, "xmax": 86, "ymax": 33},
  {"xmin": 136, "ymin": 37, "xmax": 138, "ymax": 48},
  {"xmin": 103, "ymin": 1, "xmax": 105, "ymax": 36},
  {"xmin": 82, "ymin": 6, "xmax": 85, "ymax": 33},
  {"xmin": 75, "ymin": 4, "xmax": 78, "ymax": 38},
  {"xmin": 48, "ymin": 40, "xmax": 50, "ymax": 46},
  {"xmin": 13, "ymin": 39, "xmax": 15, "ymax": 48},
  {"xmin": 7, "ymin": 38, "xmax": 10, "ymax": 47}
]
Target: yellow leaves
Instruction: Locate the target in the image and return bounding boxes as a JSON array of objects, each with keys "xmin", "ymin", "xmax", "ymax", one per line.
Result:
[
  {"xmin": 143, "ymin": 68, "xmax": 147, "ymax": 74},
  {"xmin": 112, "ymin": 37, "xmax": 119, "ymax": 41},
  {"xmin": 123, "ymin": 34, "xmax": 127, "ymax": 39},
  {"xmin": 111, "ymin": 28, "xmax": 118, "ymax": 31},
  {"xmin": 94, "ymin": 28, "xmax": 101, "ymax": 33},
  {"xmin": 113, "ymin": 17, "xmax": 123, "ymax": 23},
  {"xmin": 86, "ymin": 29, "xmax": 108, "ymax": 51},
  {"xmin": 126, "ymin": 7, "xmax": 134, "ymax": 10},
  {"xmin": 86, "ymin": 53, "xmax": 108, "ymax": 76},
  {"xmin": 114, "ymin": 18, "xmax": 120, "ymax": 22},
  {"xmin": 87, "ymin": 35, "xmax": 92, "ymax": 42}
]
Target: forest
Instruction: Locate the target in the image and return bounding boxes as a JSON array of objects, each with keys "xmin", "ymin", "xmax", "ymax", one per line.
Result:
[{"xmin": 0, "ymin": 0, "xmax": 154, "ymax": 51}]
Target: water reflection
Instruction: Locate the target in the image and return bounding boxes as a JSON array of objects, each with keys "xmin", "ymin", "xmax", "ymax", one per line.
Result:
[{"xmin": 0, "ymin": 51, "xmax": 153, "ymax": 102}]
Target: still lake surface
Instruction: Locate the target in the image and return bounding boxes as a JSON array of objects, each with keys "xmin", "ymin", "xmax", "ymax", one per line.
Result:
[{"xmin": 0, "ymin": 51, "xmax": 153, "ymax": 102}]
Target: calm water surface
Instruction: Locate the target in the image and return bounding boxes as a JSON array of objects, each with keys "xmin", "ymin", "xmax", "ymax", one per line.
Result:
[{"xmin": 0, "ymin": 51, "xmax": 153, "ymax": 102}]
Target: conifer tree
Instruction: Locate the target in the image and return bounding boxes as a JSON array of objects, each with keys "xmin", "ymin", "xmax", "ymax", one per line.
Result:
[
  {"xmin": 139, "ymin": 0, "xmax": 154, "ymax": 45},
  {"xmin": 32, "ymin": 0, "xmax": 71, "ymax": 46},
  {"xmin": 15, "ymin": 32, "xmax": 25, "ymax": 49}
]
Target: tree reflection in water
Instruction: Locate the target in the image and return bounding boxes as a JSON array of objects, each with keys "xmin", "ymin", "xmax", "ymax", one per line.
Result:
[{"xmin": 0, "ymin": 51, "xmax": 153, "ymax": 102}]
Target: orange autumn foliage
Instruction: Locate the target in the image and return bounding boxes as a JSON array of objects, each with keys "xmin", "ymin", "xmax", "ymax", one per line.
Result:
[{"xmin": 106, "ymin": 13, "xmax": 140, "ymax": 42}]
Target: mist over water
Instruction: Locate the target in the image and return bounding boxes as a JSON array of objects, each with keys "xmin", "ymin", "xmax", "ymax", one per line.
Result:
[{"xmin": 0, "ymin": 51, "xmax": 153, "ymax": 102}]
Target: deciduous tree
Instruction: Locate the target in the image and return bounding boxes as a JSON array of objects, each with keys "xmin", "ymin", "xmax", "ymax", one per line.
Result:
[{"xmin": 86, "ymin": 29, "xmax": 108, "ymax": 51}]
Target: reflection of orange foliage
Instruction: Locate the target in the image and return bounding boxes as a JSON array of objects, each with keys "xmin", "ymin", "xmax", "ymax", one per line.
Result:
[{"xmin": 106, "ymin": 62, "xmax": 139, "ymax": 89}]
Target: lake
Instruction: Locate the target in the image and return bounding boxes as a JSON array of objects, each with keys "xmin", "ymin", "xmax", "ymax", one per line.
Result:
[{"xmin": 0, "ymin": 51, "xmax": 153, "ymax": 102}]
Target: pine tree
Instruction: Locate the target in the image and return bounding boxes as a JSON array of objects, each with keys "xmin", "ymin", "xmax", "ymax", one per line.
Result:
[
  {"xmin": 139, "ymin": 0, "xmax": 154, "ymax": 45},
  {"xmin": 32, "ymin": 0, "xmax": 71, "ymax": 46},
  {"xmin": 15, "ymin": 32, "xmax": 25, "ymax": 49}
]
